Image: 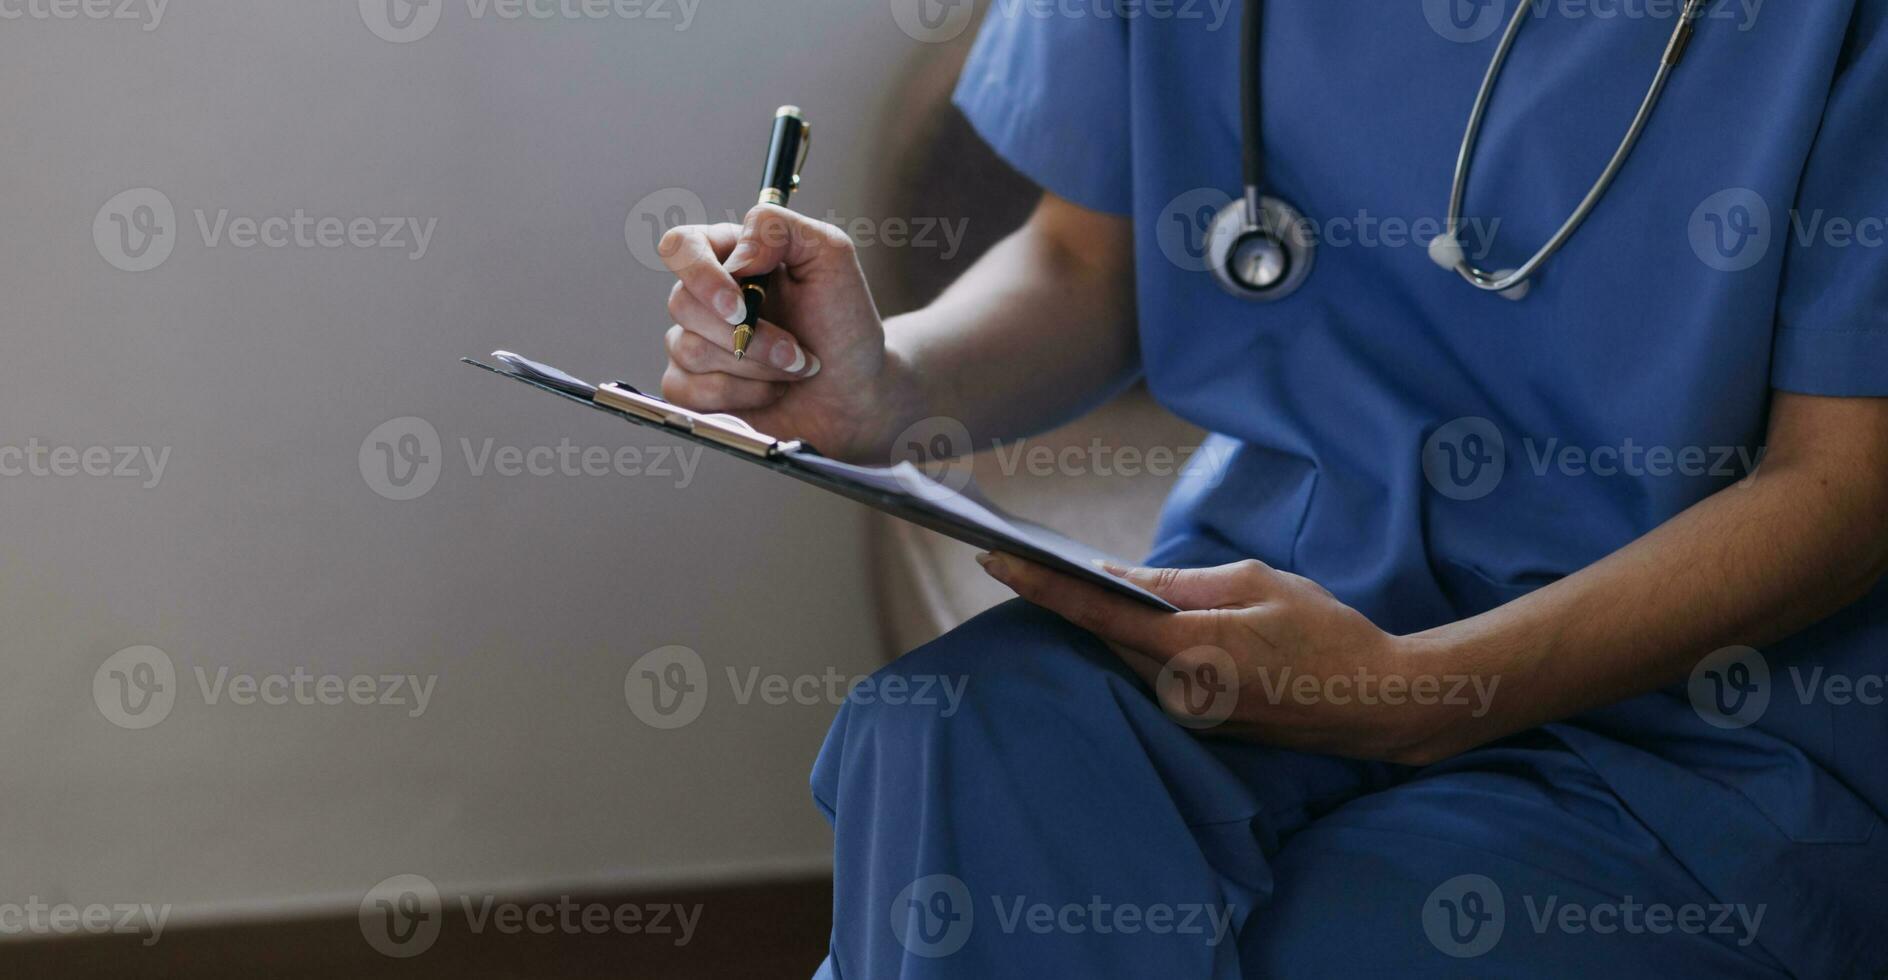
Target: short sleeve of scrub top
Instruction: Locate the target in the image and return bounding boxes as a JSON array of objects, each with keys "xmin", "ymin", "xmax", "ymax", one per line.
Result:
[
  {"xmin": 1773, "ymin": 1, "xmax": 1888, "ymax": 396},
  {"xmin": 951, "ymin": 7, "xmax": 1131, "ymax": 216}
]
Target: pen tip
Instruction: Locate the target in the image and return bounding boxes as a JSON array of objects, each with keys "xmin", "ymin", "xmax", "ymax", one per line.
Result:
[{"xmin": 734, "ymin": 349, "xmax": 745, "ymax": 361}]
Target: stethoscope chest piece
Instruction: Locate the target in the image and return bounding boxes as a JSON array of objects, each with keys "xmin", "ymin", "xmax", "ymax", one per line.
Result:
[{"xmin": 1206, "ymin": 192, "xmax": 1316, "ymax": 301}]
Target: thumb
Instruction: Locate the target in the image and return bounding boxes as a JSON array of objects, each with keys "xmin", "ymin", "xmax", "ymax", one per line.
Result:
[
  {"xmin": 725, "ymin": 204, "xmax": 854, "ymax": 278},
  {"xmin": 1100, "ymin": 559, "xmax": 1277, "ymax": 611}
]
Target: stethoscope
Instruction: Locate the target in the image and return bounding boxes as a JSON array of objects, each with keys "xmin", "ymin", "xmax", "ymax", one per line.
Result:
[{"xmin": 1208, "ymin": 0, "xmax": 1710, "ymax": 303}]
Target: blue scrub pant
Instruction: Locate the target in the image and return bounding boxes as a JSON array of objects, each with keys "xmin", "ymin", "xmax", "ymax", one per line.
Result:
[{"xmin": 809, "ymin": 601, "xmax": 1789, "ymax": 978}]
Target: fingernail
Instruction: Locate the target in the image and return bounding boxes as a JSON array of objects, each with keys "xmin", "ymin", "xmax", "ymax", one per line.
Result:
[
  {"xmin": 725, "ymin": 244, "xmax": 756, "ymax": 274},
  {"xmin": 976, "ymin": 553, "xmax": 1005, "ymax": 576},
  {"xmin": 803, "ymin": 354, "xmax": 821, "ymax": 379},
  {"xmin": 772, "ymin": 341, "xmax": 807, "ymax": 374},
  {"xmin": 717, "ymin": 290, "xmax": 746, "ymax": 325}
]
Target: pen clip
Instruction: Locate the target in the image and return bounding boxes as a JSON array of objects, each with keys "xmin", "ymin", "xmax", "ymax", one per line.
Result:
[{"xmin": 791, "ymin": 121, "xmax": 811, "ymax": 192}]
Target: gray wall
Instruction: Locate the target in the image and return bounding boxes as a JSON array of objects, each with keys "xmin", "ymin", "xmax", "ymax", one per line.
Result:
[{"xmin": 1, "ymin": 0, "xmax": 960, "ymax": 924}]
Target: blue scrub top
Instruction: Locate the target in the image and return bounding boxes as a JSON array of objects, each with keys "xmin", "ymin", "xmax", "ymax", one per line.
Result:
[{"xmin": 954, "ymin": 0, "xmax": 1888, "ymax": 958}]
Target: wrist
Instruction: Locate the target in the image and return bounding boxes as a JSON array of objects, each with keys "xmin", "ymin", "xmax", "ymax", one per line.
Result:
[
  {"xmin": 1384, "ymin": 623, "xmax": 1512, "ymax": 766},
  {"xmin": 864, "ymin": 318, "xmax": 938, "ymax": 460}
]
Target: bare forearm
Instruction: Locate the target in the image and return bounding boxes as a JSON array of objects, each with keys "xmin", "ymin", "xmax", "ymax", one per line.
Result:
[
  {"xmin": 1410, "ymin": 393, "xmax": 1888, "ymax": 758},
  {"xmin": 881, "ymin": 195, "xmax": 1138, "ymax": 451}
]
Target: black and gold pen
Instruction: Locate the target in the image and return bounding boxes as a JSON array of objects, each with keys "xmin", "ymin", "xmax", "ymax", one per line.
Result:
[{"xmin": 732, "ymin": 105, "xmax": 812, "ymax": 360}]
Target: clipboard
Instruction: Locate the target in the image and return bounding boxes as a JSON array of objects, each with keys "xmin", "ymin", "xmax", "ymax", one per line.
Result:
[{"xmin": 463, "ymin": 351, "xmax": 1178, "ymax": 612}]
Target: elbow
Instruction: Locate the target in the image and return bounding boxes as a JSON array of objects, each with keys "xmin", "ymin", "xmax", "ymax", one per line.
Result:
[
  {"xmin": 1786, "ymin": 451, "xmax": 1888, "ymax": 604},
  {"xmin": 1852, "ymin": 479, "xmax": 1888, "ymax": 595},
  {"xmin": 1833, "ymin": 508, "xmax": 1888, "ymax": 606},
  {"xmin": 1826, "ymin": 521, "xmax": 1888, "ymax": 610},
  {"xmin": 1863, "ymin": 537, "xmax": 1888, "ymax": 597}
]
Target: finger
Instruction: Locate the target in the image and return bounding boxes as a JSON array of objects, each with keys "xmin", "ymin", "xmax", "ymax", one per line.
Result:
[
  {"xmin": 666, "ymin": 324, "xmax": 820, "ymax": 382},
  {"xmin": 658, "ymin": 223, "xmax": 748, "ymax": 326},
  {"xmin": 978, "ymin": 552, "xmax": 1193, "ymax": 656},
  {"xmin": 668, "ymin": 283, "xmax": 821, "ymax": 375},
  {"xmin": 1099, "ymin": 558, "xmax": 1279, "ymax": 611},
  {"xmin": 660, "ymin": 364, "xmax": 787, "ymax": 413},
  {"xmin": 724, "ymin": 204, "xmax": 857, "ymax": 278}
]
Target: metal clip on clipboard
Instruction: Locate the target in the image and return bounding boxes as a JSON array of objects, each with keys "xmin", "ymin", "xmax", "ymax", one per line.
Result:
[
  {"xmin": 485, "ymin": 349, "xmax": 803, "ymax": 459},
  {"xmin": 593, "ymin": 383, "xmax": 803, "ymax": 459}
]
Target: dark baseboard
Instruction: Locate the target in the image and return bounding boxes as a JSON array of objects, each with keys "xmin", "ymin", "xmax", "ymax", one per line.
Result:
[{"xmin": 0, "ymin": 877, "xmax": 832, "ymax": 979}]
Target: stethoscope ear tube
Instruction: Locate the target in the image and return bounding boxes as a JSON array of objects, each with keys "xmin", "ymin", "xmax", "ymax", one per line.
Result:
[
  {"xmin": 1238, "ymin": 0, "xmax": 1267, "ymax": 196},
  {"xmin": 1436, "ymin": 0, "xmax": 1710, "ymax": 300}
]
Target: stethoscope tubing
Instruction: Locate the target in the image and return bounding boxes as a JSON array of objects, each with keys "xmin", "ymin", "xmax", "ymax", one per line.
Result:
[{"xmin": 1443, "ymin": 0, "xmax": 1709, "ymax": 294}]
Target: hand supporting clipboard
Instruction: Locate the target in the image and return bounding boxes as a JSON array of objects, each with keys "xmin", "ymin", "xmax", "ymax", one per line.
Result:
[{"xmin": 464, "ymin": 351, "xmax": 1178, "ymax": 612}]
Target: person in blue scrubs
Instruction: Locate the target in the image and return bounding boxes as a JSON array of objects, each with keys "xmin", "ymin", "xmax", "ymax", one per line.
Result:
[{"xmin": 654, "ymin": 2, "xmax": 1888, "ymax": 975}]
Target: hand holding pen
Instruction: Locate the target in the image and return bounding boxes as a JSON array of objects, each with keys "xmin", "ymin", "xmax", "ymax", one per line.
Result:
[{"xmin": 655, "ymin": 104, "xmax": 913, "ymax": 463}]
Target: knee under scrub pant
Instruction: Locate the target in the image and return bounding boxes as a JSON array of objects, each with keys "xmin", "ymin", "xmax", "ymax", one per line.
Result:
[{"xmin": 808, "ymin": 601, "xmax": 1884, "ymax": 979}]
